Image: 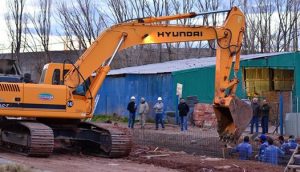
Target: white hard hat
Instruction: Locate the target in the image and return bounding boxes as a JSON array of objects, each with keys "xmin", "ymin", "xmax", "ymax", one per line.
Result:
[
  {"xmin": 130, "ymin": 96, "xmax": 136, "ymax": 100},
  {"xmin": 158, "ymin": 97, "xmax": 162, "ymax": 101}
]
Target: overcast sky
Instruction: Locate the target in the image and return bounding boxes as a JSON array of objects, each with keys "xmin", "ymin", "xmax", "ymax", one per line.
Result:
[
  {"xmin": 0, "ymin": 0, "xmax": 11, "ymax": 52},
  {"xmin": 0, "ymin": 0, "xmax": 235, "ymax": 53},
  {"xmin": 0, "ymin": 0, "xmax": 294, "ymax": 53},
  {"xmin": 0, "ymin": 0, "xmax": 70, "ymax": 53}
]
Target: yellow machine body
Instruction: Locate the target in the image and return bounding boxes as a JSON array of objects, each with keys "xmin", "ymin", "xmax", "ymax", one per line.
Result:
[
  {"xmin": 0, "ymin": 82, "xmax": 89, "ymax": 119},
  {"xmin": 0, "ymin": 7, "xmax": 252, "ymax": 142}
]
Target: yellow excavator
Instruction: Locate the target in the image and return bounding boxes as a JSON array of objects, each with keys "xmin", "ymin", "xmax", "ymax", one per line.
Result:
[{"xmin": 0, "ymin": 6, "xmax": 252, "ymax": 157}]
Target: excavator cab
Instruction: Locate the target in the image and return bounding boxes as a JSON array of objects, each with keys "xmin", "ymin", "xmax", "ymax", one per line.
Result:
[
  {"xmin": 39, "ymin": 63, "xmax": 94, "ymax": 97},
  {"xmin": 39, "ymin": 63, "xmax": 72, "ymax": 85}
]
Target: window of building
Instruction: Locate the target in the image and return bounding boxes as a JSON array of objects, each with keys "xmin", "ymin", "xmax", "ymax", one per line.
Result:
[{"xmin": 244, "ymin": 68, "xmax": 294, "ymax": 97}]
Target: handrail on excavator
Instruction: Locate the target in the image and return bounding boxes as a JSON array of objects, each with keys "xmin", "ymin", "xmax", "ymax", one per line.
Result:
[{"xmin": 126, "ymin": 8, "xmax": 231, "ymax": 24}]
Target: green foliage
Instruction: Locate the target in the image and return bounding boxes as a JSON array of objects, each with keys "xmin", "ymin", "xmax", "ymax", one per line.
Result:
[
  {"xmin": 146, "ymin": 118, "xmax": 155, "ymax": 123},
  {"xmin": 92, "ymin": 114, "xmax": 128, "ymax": 123}
]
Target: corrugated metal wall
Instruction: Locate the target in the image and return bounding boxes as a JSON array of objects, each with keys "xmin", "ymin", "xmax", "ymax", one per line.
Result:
[
  {"xmin": 172, "ymin": 65, "xmax": 246, "ymax": 104},
  {"xmin": 94, "ymin": 74, "xmax": 175, "ymax": 117},
  {"xmin": 94, "ymin": 52, "xmax": 300, "ymax": 117},
  {"xmin": 172, "ymin": 52, "xmax": 300, "ymax": 106},
  {"xmin": 172, "ymin": 67, "xmax": 215, "ymax": 103}
]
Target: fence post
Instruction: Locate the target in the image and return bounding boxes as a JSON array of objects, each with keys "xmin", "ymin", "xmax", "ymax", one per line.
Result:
[
  {"xmin": 297, "ymin": 97, "xmax": 299, "ymax": 138},
  {"xmin": 280, "ymin": 92, "xmax": 284, "ymax": 135},
  {"xmin": 297, "ymin": 96, "xmax": 299, "ymax": 113},
  {"xmin": 176, "ymin": 95, "xmax": 179, "ymax": 125}
]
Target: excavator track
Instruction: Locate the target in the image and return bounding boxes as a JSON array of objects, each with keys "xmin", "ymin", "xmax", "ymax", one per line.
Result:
[
  {"xmin": 0, "ymin": 121, "xmax": 54, "ymax": 157},
  {"xmin": 0, "ymin": 120, "xmax": 131, "ymax": 158},
  {"xmin": 74, "ymin": 122, "xmax": 132, "ymax": 158}
]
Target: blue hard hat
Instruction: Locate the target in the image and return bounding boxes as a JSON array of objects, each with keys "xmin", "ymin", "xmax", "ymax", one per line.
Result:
[{"xmin": 259, "ymin": 134, "xmax": 267, "ymax": 141}]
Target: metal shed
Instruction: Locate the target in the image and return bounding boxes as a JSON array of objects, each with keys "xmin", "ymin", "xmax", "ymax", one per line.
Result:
[{"xmin": 94, "ymin": 51, "xmax": 299, "ymax": 117}]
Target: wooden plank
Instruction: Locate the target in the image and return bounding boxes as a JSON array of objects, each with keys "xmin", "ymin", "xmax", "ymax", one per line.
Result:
[
  {"xmin": 143, "ymin": 154, "xmax": 170, "ymax": 159},
  {"xmin": 286, "ymin": 165, "xmax": 300, "ymax": 169}
]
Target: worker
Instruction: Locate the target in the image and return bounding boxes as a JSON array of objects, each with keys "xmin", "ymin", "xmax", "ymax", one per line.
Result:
[
  {"xmin": 153, "ymin": 97, "xmax": 165, "ymax": 130},
  {"xmin": 138, "ymin": 97, "xmax": 149, "ymax": 129},
  {"xmin": 256, "ymin": 134, "xmax": 268, "ymax": 161},
  {"xmin": 281, "ymin": 135, "xmax": 298, "ymax": 154},
  {"xmin": 127, "ymin": 96, "xmax": 137, "ymax": 129},
  {"xmin": 263, "ymin": 137, "xmax": 284, "ymax": 165},
  {"xmin": 278, "ymin": 135, "xmax": 286, "ymax": 145},
  {"xmin": 231, "ymin": 136, "xmax": 253, "ymax": 160},
  {"xmin": 260, "ymin": 99, "xmax": 270, "ymax": 134},
  {"xmin": 178, "ymin": 98, "xmax": 189, "ymax": 131},
  {"xmin": 250, "ymin": 97, "xmax": 260, "ymax": 134}
]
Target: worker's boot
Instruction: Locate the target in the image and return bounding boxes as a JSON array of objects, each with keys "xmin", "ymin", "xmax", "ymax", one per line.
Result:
[{"xmin": 213, "ymin": 97, "xmax": 253, "ymax": 143}]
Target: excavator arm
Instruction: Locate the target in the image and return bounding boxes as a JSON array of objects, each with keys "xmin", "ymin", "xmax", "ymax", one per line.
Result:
[
  {"xmin": 62, "ymin": 7, "xmax": 251, "ymax": 142},
  {"xmin": 64, "ymin": 24, "xmax": 225, "ymax": 89},
  {"xmin": 64, "ymin": 8, "xmax": 241, "ymax": 90},
  {"xmin": 0, "ymin": 7, "xmax": 250, "ymax": 144},
  {"xmin": 0, "ymin": 7, "xmax": 251, "ymax": 158}
]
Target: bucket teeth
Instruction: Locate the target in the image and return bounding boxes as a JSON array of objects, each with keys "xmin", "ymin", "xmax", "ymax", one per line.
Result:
[
  {"xmin": 228, "ymin": 134, "xmax": 234, "ymax": 143},
  {"xmin": 219, "ymin": 132, "xmax": 235, "ymax": 143},
  {"xmin": 214, "ymin": 97, "xmax": 253, "ymax": 143},
  {"xmin": 219, "ymin": 134, "xmax": 224, "ymax": 141}
]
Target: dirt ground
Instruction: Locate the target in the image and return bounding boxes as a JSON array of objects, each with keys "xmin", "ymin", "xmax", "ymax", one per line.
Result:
[
  {"xmin": 0, "ymin": 144, "xmax": 284, "ymax": 172},
  {"xmin": 129, "ymin": 145, "xmax": 284, "ymax": 172},
  {"xmin": 0, "ymin": 151, "xmax": 177, "ymax": 172},
  {"xmin": 0, "ymin": 122, "xmax": 286, "ymax": 172}
]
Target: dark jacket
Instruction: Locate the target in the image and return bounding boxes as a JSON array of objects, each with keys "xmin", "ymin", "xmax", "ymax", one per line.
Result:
[
  {"xmin": 127, "ymin": 101, "xmax": 137, "ymax": 113},
  {"xmin": 178, "ymin": 102, "xmax": 189, "ymax": 116},
  {"xmin": 252, "ymin": 102, "xmax": 260, "ymax": 117},
  {"xmin": 260, "ymin": 104, "xmax": 270, "ymax": 117}
]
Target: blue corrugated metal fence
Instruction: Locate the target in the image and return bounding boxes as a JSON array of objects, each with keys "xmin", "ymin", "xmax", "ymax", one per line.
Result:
[{"xmin": 94, "ymin": 73, "xmax": 175, "ymax": 119}]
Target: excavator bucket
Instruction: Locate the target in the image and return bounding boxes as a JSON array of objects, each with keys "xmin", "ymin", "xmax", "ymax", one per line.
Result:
[{"xmin": 213, "ymin": 97, "xmax": 253, "ymax": 143}]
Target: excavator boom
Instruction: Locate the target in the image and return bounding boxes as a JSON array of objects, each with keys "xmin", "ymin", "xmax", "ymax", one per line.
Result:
[
  {"xmin": 0, "ymin": 6, "xmax": 251, "ymax": 158},
  {"xmin": 62, "ymin": 7, "xmax": 252, "ymax": 142}
]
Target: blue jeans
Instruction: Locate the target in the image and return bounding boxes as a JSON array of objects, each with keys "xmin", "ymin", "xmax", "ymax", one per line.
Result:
[
  {"xmin": 180, "ymin": 116, "xmax": 187, "ymax": 131},
  {"xmin": 261, "ymin": 116, "xmax": 269, "ymax": 134},
  {"xmin": 155, "ymin": 113, "xmax": 165, "ymax": 129},
  {"xmin": 128, "ymin": 112, "xmax": 136, "ymax": 128},
  {"xmin": 250, "ymin": 116, "xmax": 259, "ymax": 134}
]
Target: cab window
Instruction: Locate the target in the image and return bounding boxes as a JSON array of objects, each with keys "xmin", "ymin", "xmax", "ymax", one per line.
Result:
[
  {"xmin": 39, "ymin": 69, "xmax": 47, "ymax": 83},
  {"xmin": 52, "ymin": 69, "xmax": 60, "ymax": 85}
]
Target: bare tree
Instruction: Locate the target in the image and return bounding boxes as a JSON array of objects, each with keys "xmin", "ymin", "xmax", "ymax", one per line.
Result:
[
  {"xmin": 106, "ymin": 0, "xmax": 133, "ymax": 23},
  {"xmin": 57, "ymin": 0, "xmax": 106, "ymax": 53},
  {"xmin": 195, "ymin": 0, "xmax": 221, "ymax": 56},
  {"xmin": 105, "ymin": 0, "xmax": 175, "ymax": 65},
  {"xmin": 30, "ymin": 0, "xmax": 52, "ymax": 62},
  {"xmin": 274, "ymin": 0, "xmax": 300, "ymax": 51},
  {"xmin": 5, "ymin": 0, "xmax": 26, "ymax": 61},
  {"xmin": 238, "ymin": 0, "xmax": 300, "ymax": 53},
  {"xmin": 253, "ymin": 0, "xmax": 274, "ymax": 53},
  {"xmin": 21, "ymin": 0, "xmax": 53, "ymax": 76},
  {"xmin": 145, "ymin": 0, "xmax": 173, "ymax": 62}
]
